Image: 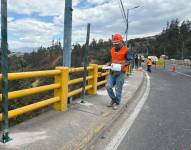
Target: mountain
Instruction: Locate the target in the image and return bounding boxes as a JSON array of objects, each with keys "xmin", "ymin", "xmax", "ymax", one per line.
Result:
[
  {"xmin": 8, "ymin": 52, "xmax": 24, "ymax": 57},
  {"xmin": 12, "ymin": 47, "xmax": 38, "ymax": 53}
]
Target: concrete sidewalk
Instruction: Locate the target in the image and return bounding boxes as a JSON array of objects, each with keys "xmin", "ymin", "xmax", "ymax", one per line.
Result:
[{"xmin": 0, "ymin": 70, "xmax": 144, "ymax": 150}]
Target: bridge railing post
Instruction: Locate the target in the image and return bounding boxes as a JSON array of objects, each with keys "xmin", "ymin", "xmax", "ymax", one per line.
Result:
[
  {"xmin": 127, "ymin": 64, "xmax": 132, "ymax": 75},
  {"xmin": 53, "ymin": 67, "xmax": 69, "ymax": 111},
  {"xmin": 88, "ymin": 64, "xmax": 98, "ymax": 95}
]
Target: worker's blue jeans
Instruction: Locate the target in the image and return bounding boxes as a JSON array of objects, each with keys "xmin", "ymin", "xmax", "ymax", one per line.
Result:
[
  {"xmin": 106, "ymin": 72, "xmax": 125, "ymax": 105},
  {"xmin": 147, "ymin": 65, "xmax": 151, "ymax": 73}
]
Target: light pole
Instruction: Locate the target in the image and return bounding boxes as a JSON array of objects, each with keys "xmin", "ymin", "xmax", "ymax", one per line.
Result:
[
  {"xmin": 125, "ymin": 6, "xmax": 140, "ymax": 45},
  {"xmin": 178, "ymin": 28, "xmax": 184, "ymax": 60},
  {"xmin": 1, "ymin": 0, "xmax": 11, "ymax": 143},
  {"xmin": 63, "ymin": 0, "xmax": 73, "ymax": 67},
  {"xmin": 181, "ymin": 41, "xmax": 184, "ymax": 60}
]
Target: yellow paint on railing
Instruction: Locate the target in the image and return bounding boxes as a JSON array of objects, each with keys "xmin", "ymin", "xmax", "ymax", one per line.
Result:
[
  {"xmin": 98, "ymin": 72, "xmax": 102, "ymax": 77},
  {"xmin": 53, "ymin": 67, "xmax": 69, "ymax": 111},
  {"xmin": 101, "ymin": 72, "xmax": 109, "ymax": 76},
  {"xmin": 156, "ymin": 59, "xmax": 165, "ymax": 66},
  {"xmin": 69, "ymin": 66, "xmax": 93, "ymax": 73},
  {"xmin": 68, "ymin": 85, "xmax": 93, "ymax": 97},
  {"xmin": 0, "ymin": 83, "xmax": 60, "ymax": 102},
  {"xmin": 97, "ymin": 80, "xmax": 107, "ymax": 86},
  {"xmin": 0, "ymin": 70, "xmax": 61, "ymax": 81},
  {"xmin": 88, "ymin": 64, "xmax": 98, "ymax": 94},
  {"xmin": 98, "ymin": 65, "xmax": 104, "ymax": 69},
  {"xmin": 0, "ymin": 97, "xmax": 60, "ymax": 121},
  {"xmin": 98, "ymin": 71, "xmax": 109, "ymax": 77},
  {"xmin": 128, "ymin": 65, "xmax": 132, "ymax": 74},
  {"xmin": 68, "ymin": 76, "xmax": 93, "ymax": 85}
]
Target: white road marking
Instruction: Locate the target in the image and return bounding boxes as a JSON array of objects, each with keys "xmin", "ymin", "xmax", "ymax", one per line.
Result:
[
  {"xmin": 105, "ymin": 73, "xmax": 151, "ymax": 150},
  {"xmin": 176, "ymin": 71, "xmax": 191, "ymax": 78}
]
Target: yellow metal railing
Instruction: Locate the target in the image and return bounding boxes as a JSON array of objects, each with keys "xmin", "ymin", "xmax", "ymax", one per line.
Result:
[
  {"xmin": 0, "ymin": 70, "xmax": 61, "ymax": 80},
  {"xmin": 0, "ymin": 83, "xmax": 61, "ymax": 101},
  {"xmin": 156, "ymin": 59, "xmax": 165, "ymax": 68},
  {"xmin": 0, "ymin": 97, "xmax": 60, "ymax": 121},
  {"xmin": 0, "ymin": 64, "xmax": 109, "ymax": 121},
  {"xmin": 156, "ymin": 59, "xmax": 165, "ymax": 65}
]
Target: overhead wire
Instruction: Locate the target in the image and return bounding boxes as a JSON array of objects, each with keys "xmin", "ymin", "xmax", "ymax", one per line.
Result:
[
  {"xmin": 118, "ymin": 0, "xmax": 127, "ymax": 25},
  {"xmin": 119, "ymin": 0, "xmax": 127, "ymax": 21},
  {"xmin": 117, "ymin": 0, "xmax": 128, "ymax": 37}
]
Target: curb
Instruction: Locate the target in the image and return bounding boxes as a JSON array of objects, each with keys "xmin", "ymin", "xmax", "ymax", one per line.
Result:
[
  {"xmin": 76, "ymin": 71, "xmax": 146, "ymax": 150},
  {"xmin": 125, "ymin": 71, "xmax": 146, "ymax": 107}
]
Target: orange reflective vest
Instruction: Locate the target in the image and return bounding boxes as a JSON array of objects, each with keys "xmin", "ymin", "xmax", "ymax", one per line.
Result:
[
  {"xmin": 111, "ymin": 46, "xmax": 128, "ymax": 71},
  {"xmin": 147, "ymin": 59, "xmax": 152, "ymax": 66}
]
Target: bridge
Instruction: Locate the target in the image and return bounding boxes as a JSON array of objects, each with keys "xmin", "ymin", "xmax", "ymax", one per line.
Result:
[
  {"xmin": 1, "ymin": 0, "xmax": 191, "ymax": 149},
  {"xmin": 1, "ymin": 58, "xmax": 191, "ymax": 150}
]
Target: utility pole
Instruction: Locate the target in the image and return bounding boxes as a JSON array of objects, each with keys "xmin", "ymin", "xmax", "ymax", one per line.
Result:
[
  {"xmin": 182, "ymin": 41, "xmax": 184, "ymax": 60},
  {"xmin": 1, "ymin": 0, "xmax": 11, "ymax": 143},
  {"xmin": 125, "ymin": 6, "xmax": 140, "ymax": 45},
  {"xmin": 63, "ymin": 0, "xmax": 73, "ymax": 67},
  {"xmin": 163, "ymin": 47, "xmax": 166, "ymax": 69},
  {"xmin": 81, "ymin": 23, "xmax": 90, "ymax": 103},
  {"xmin": 164, "ymin": 47, "xmax": 166, "ymax": 55},
  {"xmin": 63, "ymin": 0, "xmax": 73, "ymax": 104},
  {"xmin": 125, "ymin": 9, "xmax": 129, "ymax": 45}
]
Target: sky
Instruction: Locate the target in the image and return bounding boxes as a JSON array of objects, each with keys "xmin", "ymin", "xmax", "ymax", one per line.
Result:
[{"xmin": 1, "ymin": 0, "xmax": 191, "ymax": 51}]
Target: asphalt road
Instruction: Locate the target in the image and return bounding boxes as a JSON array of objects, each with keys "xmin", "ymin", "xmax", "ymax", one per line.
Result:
[
  {"xmin": 117, "ymin": 66, "xmax": 191, "ymax": 150},
  {"xmin": 176, "ymin": 65, "xmax": 191, "ymax": 76}
]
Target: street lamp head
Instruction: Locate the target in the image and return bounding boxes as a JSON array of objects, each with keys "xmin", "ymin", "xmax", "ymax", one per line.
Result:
[
  {"xmin": 134, "ymin": 6, "xmax": 140, "ymax": 9},
  {"xmin": 128, "ymin": 5, "xmax": 141, "ymax": 10},
  {"xmin": 131, "ymin": 6, "xmax": 140, "ymax": 10}
]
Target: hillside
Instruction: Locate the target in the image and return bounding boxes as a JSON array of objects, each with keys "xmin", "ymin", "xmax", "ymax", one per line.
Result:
[{"xmin": 128, "ymin": 19, "xmax": 191, "ymax": 59}]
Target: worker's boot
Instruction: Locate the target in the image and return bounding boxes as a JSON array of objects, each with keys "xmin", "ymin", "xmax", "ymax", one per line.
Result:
[
  {"xmin": 112, "ymin": 103, "xmax": 119, "ymax": 110},
  {"xmin": 107, "ymin": 101, "xmax": 114, "ymax": 107}
]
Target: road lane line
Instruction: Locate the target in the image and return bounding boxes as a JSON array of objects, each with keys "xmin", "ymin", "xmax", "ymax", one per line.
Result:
[
  {"xmin": 105, "ymin": 73, "xmax": 151, "ymax": 150},
  {"xmin": 176, "ymin": 71, "xmax": 191, "ymax": 78}
]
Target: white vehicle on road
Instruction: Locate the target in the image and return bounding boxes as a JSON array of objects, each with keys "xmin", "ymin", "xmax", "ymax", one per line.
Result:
[{"xmin": 184, "ymin": 59, "xmax": 190, "ymax": 65}]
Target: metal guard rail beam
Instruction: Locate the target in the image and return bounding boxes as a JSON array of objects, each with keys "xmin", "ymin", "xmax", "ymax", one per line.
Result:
[
  {"xmin": 0, "ymin": 83, "xmax": 61, "ymax": 101},
  {"xmin": 0, "ymin": 70, "xmax": 61, "ymax": 80},
  {"xmin": 69, "ymin": 66, "xmax": 93, "ymax": 73},
  {"xmin": 98, "ymin": 65, "xmax": 104, "ymax": 69},
  {"xmin": 68, "ymin": 76, "xmax": 93, "ymax": 85},
  {"xmin": 98, "ymin": 71, "xmax": 109, "ymax": 77},
  {"xmin": 0, "ymin": 97, "xmax": 60, "ymax": 120},
  {"xmin": 68, "ymin": 85, "xmax": 93, "ymax": 97},
  {"xmin": 97, "ymin": 80, "xmax": 107, "ymax": 86}
]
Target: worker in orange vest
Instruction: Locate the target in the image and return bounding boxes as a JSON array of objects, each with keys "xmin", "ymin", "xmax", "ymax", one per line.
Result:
[
  {"xmin": 106, "ymin": 33, "xmax": 132, "ymax": 110},
  {"xmin": 146, "ymin": 57, "xmax": 152, "ymax": 73}
]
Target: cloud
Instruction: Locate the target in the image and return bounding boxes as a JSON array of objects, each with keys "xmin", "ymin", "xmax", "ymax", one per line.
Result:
[
  {"xmin": 8, "ymin": 0, "xmax": 64, "ymax": 16},
  {"xmin": 2, "ymin": 0, "xmax": 191, "ymax": 49},
  {"xmin": 8, "ymin": 0, "xmax": 81, "ymax": 16},
  {"xmin": 8, "ymin": 18, "xmax": 60, "ymax": 49}
]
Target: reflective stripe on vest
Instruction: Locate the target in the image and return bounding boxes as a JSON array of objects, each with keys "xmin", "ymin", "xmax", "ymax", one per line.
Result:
[
  {"xmin": 111, "ymin": 46, "xmax": 128, "ymax": 71},
  {"xmin": 112, "ymin": 60, "xmax": 126, "ymax": 64}
]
